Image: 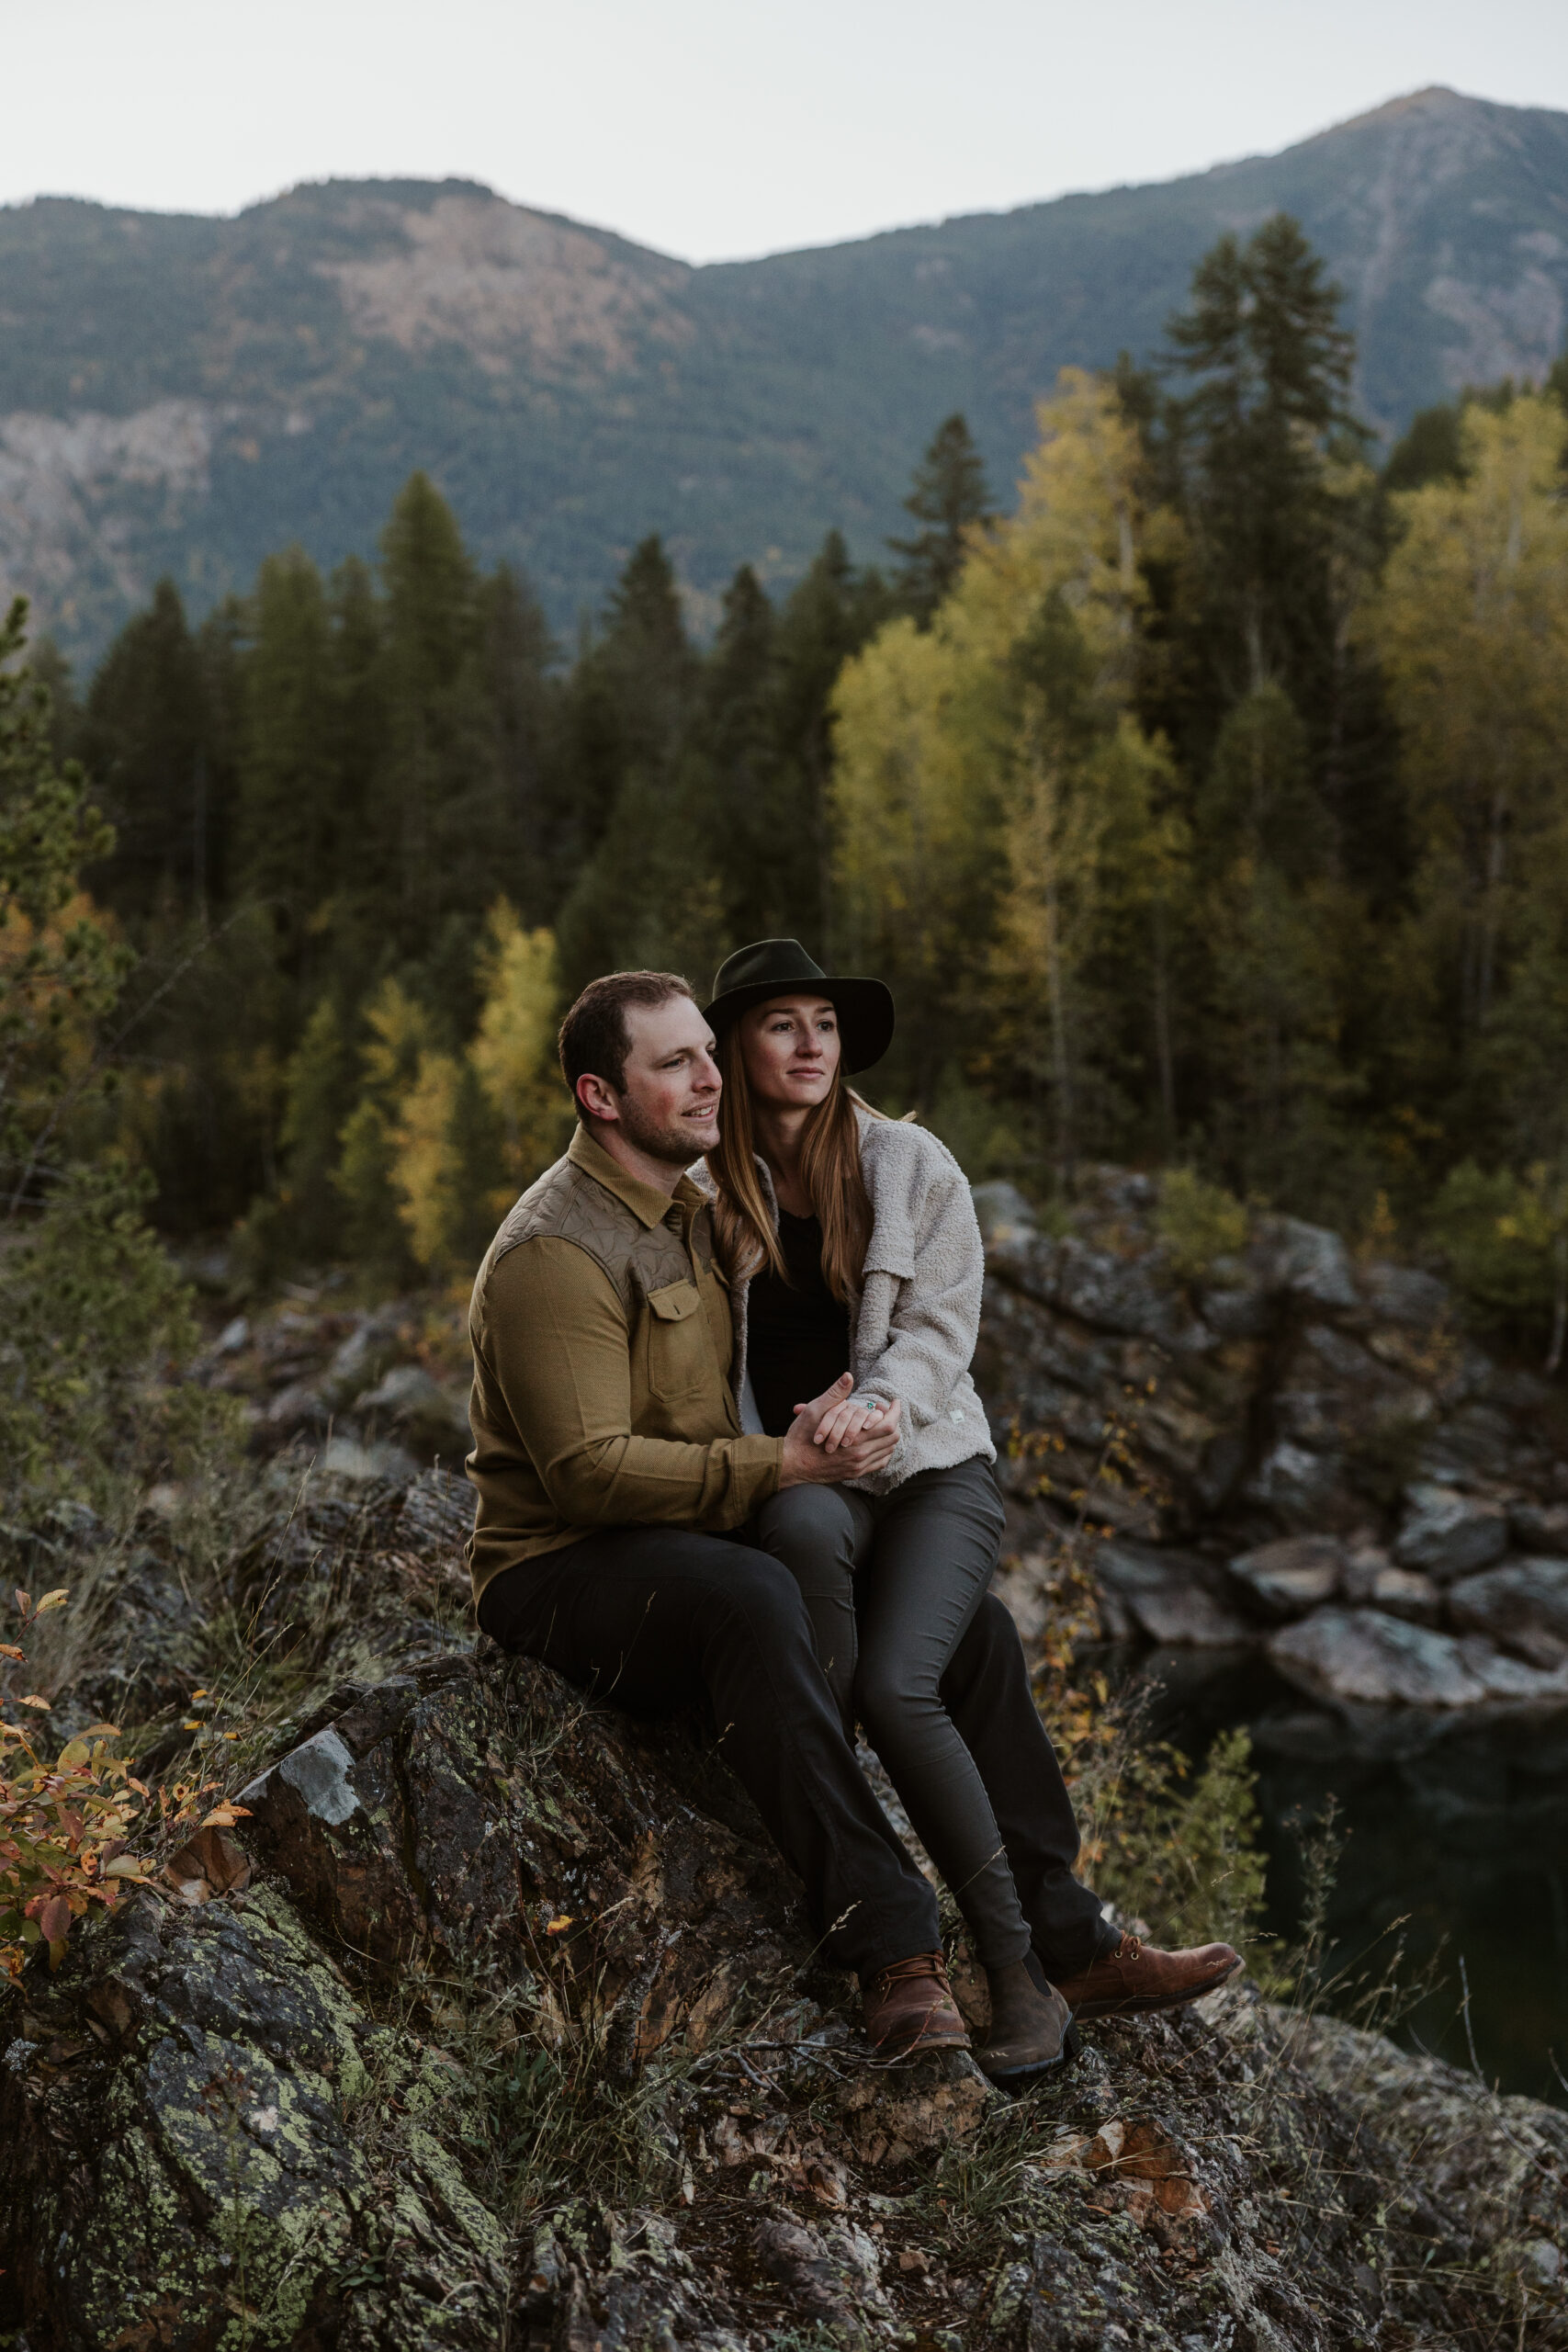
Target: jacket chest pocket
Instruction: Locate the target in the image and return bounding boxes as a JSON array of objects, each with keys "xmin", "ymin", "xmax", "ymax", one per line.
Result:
[{"xmin": 642, "ymin": 1278, "xmax": 709, "ymax": 1401}]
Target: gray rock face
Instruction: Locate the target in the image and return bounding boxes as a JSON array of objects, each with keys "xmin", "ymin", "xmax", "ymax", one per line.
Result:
[
  {"xmin": 970, "ymin": 1179, "xmax": 1036, "ymax": 1241},
  {"xmin": 1393, "ymin": 1482, "xmax": 1509, "ymax": 1582},
  {"xmin": 1449, "ymin": 1558, "xmax": 1568, "ymax": 1668},
  {"xmin": 1097, "ymin": 1542, "xmax": 1256, "ymax": 1646},
  {"xmin": 1253, "ymin": 1215, "xmax": 1359, "ymax": 1308},
  {"xmin": 1227, "ymin": 1535, "xmax": 1345, "ymax": 1621},
  {"xmin": 976, "ymin": 1165, "xmax": 1568, "ymax": 1713},
  {"xmin": 0, "ymin": 1888, "xmax": 509, "ymax": 2348},
  {"xmin": 1269, "ymin": 1608, "xmax": 1493, "ymax": 1708},
  {"xmin": 1341, "ymin": 1553, "xmax": 1444, "ymax": 1625}
]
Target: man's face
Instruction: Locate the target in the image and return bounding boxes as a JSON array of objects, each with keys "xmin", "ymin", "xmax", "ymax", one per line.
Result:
[{"xmin": 581, "ymin": 995, "xmax": 722, "ymax": 1164}]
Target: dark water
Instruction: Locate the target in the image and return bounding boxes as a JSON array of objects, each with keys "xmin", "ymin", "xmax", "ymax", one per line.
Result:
[{"xmin": 1124, "ymin": 1645, "xmax": 1568, "ymax": 2108}]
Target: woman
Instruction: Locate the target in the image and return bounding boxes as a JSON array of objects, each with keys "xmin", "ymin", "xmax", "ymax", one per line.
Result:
[{"xmin": 693, "ymin": 937, "xmax": 1090, "ymax": 2082}]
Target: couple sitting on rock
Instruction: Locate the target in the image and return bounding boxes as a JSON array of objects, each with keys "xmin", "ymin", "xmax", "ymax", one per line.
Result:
[{"xmin": 466, "ymin": 941, "xmax": 1240, "ymax": 2081}]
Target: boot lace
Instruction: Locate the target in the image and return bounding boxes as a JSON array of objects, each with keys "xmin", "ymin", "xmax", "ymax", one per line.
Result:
[{"xmin": 873, "ymin": 1951, "xmax": 952, "ymax": 1996}]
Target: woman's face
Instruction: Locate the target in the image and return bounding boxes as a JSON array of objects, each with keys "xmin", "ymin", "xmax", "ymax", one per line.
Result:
[{"xmin": 738, "ymin": 994, "xmax": 841, "ymax": 1111}]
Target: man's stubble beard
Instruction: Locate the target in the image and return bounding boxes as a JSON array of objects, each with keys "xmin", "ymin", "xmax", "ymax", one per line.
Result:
[{"xmin": 614, "ymin": 1091, "xmax": 718, "ymax": 1170}]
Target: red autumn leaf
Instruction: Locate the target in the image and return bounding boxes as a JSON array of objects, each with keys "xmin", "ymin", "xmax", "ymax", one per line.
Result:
[{"xmin": 37, "ymin": 1894, "xmax": 70, "ymax": 1944}]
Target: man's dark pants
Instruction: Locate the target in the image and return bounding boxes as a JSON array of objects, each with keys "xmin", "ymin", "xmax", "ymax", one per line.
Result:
[{"xmin": 478, "ymin": 1525, "xmax": 1105, "ymax": 1984}]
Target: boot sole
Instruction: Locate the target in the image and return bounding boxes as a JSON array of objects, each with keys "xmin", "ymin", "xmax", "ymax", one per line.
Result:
[
  {"xmin": 1067, "ymin": 1956, "xmax": 1243, "ymax": 2021},
  {"xmin": 976, "ymin": 2047, "xmax": 1067, "ymax": 2083}
]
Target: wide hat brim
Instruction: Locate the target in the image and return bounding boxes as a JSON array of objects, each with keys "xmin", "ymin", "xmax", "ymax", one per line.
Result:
[{"xmin": 703, "ymin": 940, "xmax": 895, "ymax": 1078}]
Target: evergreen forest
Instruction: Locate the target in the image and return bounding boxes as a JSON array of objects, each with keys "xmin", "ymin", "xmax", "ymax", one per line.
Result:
[{"xmin": 9, "ymin": 213, "xmax": 1568, "ymax": 1365}]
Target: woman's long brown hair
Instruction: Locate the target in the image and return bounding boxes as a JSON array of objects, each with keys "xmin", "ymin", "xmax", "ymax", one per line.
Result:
[{"xmin": 706, "ymin": 1023, "xmax": 877, "ymax": 1304}]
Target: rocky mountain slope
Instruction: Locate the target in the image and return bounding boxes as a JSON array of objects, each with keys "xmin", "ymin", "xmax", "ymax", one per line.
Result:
[{"xmin": 3, "ymin": 85, "xmax": 1566, "ymax": 658}]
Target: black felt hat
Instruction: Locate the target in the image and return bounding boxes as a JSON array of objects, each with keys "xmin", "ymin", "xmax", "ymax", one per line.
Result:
[{"xmin": 704, "ymin": 939, "xmax": 896, "ymax": 1077}]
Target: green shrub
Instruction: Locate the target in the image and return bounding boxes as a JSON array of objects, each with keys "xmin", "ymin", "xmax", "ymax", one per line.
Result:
[
  {"xmin": 1429, "ymin": 1158, "xmax": 1566, "ymax": 1343},
  {"xmin": 1072, "ymin": 1721, "xmax": 1270, "ymax": 1964},
  {"xmin": 1155, "ymin": 1166, "xmax": 1249, "ymax": 1282},
  {"xmin": 0, "ymin": 1157, "xmax": 239, "ymax": 1504}
]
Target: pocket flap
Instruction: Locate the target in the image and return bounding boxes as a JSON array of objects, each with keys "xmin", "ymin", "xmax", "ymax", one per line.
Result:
[{"xmin": 647, "ymin": 1279, "xmax": 701, "ymax": 1322}]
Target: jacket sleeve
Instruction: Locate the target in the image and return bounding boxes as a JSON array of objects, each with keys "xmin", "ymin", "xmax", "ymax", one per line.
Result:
[
  {"xmin": 478, "ymin": 1237, "xmax": 783, "ymax": 1531},
  {"xmin": 851, "ymin": 1155, "xmax": 985, "ymax": 1437}
]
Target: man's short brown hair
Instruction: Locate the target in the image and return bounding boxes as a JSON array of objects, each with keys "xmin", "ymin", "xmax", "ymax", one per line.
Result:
[{"xmin": 558, "ymin": 971, "xmax": 696, "ymax": 1100}]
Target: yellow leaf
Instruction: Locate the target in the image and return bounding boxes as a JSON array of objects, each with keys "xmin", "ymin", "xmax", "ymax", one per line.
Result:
[
  {"xmin": 18, "ymin": 1695, "xmax": 50, "ymax": 1712},
  {"xmin": 545, "ymin": 1915, "xmax": 575, "ymax": 1935},
  {"xmin": 34, "ymin": 1589, "xmax": 70, "ymax": 1614}
]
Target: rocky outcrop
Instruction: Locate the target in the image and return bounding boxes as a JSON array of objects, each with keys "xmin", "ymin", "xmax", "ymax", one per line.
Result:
[
  {"xmin": 6, "ymin": 1621, "xmax": 1564, "ymax": 2348},
  {"xmin": 974, "ymin": 1172, "xmax": 1568, "ymax": 1724}
]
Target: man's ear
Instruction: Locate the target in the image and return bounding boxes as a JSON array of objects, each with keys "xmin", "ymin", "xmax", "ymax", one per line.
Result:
[{"xmin": 576, "ymin": 1072, "xmax": 619, "ymax": 1125}]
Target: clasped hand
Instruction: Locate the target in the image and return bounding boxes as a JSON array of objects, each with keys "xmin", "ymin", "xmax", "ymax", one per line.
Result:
[{"xmin": 778, "ymin": 1373, "xmax": 901, "ymax": 1486}]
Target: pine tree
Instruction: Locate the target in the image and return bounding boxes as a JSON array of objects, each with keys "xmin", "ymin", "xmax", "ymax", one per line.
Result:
[
  {"xmin": 234, "ymin": 549, "xmax": 337, "ymax": 922},
  {"xmin": 376, "ymin": 472, "xmax": 502, "ymax": 956},
  {"xmin": 79, "ymin": 580, "xmax": 213, "ymax": 922},
  {"xmin": 277, "ymin": 993, "xmax": 354, "ymax": 1259},
  {"xmin": 0, "ymin": 598, "xmax": 124, "ymax": 1210},
  {"xmin": 770, "ymin": 532, "xmax": 893, "ymax": 948},
  {"xmin": 1163, "ymin": 216, "xmax": 1364, "ymax": 740},
  {"xmin": 554, "ymin": 538, "xmax": 705, "ymax": 992},
  {"xmin": 479, "ymin": 563, "xmax": 558, "ymax": 923},
  {"xmin": 889, "ymin": 414, "xmax": 995, "ymax": 627}
]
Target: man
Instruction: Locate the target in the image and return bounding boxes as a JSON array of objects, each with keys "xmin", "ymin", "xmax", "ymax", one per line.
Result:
[{"xmin": 467, "ymin": 969, "xmax": 1239, "ymax": 2063}]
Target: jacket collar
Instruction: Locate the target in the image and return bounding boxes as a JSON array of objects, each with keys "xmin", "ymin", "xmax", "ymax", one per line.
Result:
[{"xmin": 569, "ymin": 1123, "xmax": 701, "ymax": 1230}]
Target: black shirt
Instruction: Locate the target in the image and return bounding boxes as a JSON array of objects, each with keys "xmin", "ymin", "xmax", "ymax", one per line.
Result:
[{"xmin": 747, "ymin": 1209, "xmax": 852, "ymax": 1438}]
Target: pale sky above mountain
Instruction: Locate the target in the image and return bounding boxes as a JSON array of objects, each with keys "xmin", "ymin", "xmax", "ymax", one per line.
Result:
[{"xmin": 5, "ymin": 0, "xmax": 1567, "ymax": 263}]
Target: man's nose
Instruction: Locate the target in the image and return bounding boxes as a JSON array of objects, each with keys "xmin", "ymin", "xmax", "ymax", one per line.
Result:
[{"xmin": 693, "ymin": 1053, "xmax": 721, "ymax": 1093}]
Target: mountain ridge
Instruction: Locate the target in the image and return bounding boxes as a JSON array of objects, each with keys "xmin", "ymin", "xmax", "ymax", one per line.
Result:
[{"xmin": 3, "ymin": 85, "xmax": 1566, "ymax": 659}]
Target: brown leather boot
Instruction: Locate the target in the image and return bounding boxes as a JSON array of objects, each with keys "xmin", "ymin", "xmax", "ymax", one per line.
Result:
[
  {"xmin": 973, "ymin": 1960, "xmax": 1072, "ymax": 2082},
  {"xmin": 1052, "ymin": 1932, "xmax": 1242, "ymax": 2021},
  {"xmin": 862, "ymin": 1951, "xmax": 970, "ymax": 2055}
]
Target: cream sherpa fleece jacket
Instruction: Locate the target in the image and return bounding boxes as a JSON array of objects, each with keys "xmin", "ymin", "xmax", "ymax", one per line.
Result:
[{"xmin": 689, "ymin": 1110, "xmax": 995, "ymax": 1497}]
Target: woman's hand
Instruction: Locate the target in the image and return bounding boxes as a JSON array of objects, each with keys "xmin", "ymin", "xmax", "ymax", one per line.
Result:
[
  {"xmin": 807, "ymin": 1387, "xmax": 892, "ymax": 1457},
  {"xmin": 778, "ymin": 1374, "xmax": 902, "ymax": 1487}
]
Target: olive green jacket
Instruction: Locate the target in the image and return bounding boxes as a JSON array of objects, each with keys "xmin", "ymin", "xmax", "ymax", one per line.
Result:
[{"xmin": 465, "ymin": 1125, "xmax": 784, "ymax": 1604}]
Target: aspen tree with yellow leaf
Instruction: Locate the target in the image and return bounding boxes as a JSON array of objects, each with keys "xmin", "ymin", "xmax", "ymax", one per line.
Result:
[
  {"xmin": 831, "ymin": 369, "xmax": 1187, "ymax": 1162},
  {"xmin": 1365, "ymin": 394, "xmax": 1568, "ymax": 1039}
]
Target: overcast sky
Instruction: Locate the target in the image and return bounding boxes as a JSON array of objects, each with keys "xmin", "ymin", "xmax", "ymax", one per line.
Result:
[{"xmin": 4, "ymin": 0, "xmax": 1567, "ymax": 264}]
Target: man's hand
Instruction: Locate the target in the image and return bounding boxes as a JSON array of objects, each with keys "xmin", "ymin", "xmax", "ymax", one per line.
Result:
[{"xmin": 779, "ymin": 1374, "xmax": 902, "ymax": 1487}]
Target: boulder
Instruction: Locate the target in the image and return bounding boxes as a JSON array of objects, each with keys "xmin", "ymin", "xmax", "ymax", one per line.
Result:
[
  {"xmin": 1356, "ymin": 1262, "xmax": 1450, "ymax": 1329},
  {"xmin": 1341, "ymin": 1551, "xmax": 1443, "ymax": 1626},
  {"xmin": 1252, "ymin": 1215, "xmax": 1359, "ymax": 1309},
  {"xmin": 1241, "ymin": 1439, "xmax": 1357, "ymax": 1528},
  {"xmin": 261, "ymin": 1379, "xmax": 332, "ymax": 1442},
  {"xmin": 1096, "ymin": 1542, "xmax": 1257, "ymax": 1647},
  {"xmin": 1393, "ymin": 1482, "xmax": 1509, "ymax": 1582},
  {"xmin": 355, "ymin": 1361, "xmax": 472, "ymax": 1463},
  {"xmin": 1510, "ymin": 1500, "xmax": 1568, "ymax": 1556},
  {"xmin": 970, "ymin": 1179, "xmax": 1036, "ymax": 1241},
  {"xmin": 1449, "ymin": 1559, "xmax": 1568, "ymax": 1670},
  {"xmin": 1269, "ymin": 1609, "xmax": 1492, "ymax": 1708},
  {"xmin": 1227, "ymin": 1534, "xmax": 1345, "ymax": 1622}
]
